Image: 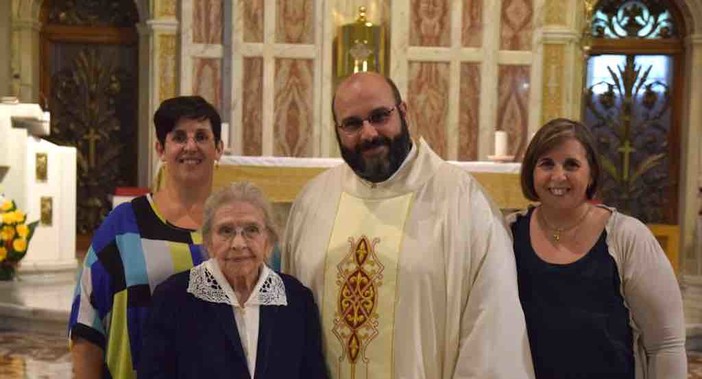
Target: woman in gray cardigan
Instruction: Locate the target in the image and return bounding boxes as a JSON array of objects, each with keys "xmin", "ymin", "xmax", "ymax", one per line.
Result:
[{"xmin": 507, "ymin": 118, "xmax": 686, "ymax": 379}]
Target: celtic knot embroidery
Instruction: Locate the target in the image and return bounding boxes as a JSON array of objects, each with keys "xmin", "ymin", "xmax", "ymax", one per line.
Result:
[{"xmin": 333, "ymin": 235, "xmax": 384, "ymax": 365}]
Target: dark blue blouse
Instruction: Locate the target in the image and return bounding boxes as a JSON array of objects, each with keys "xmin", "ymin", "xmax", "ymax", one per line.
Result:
[{"xmin": 511, "ymin": 208, "xmax": 634, "ymax": 379}]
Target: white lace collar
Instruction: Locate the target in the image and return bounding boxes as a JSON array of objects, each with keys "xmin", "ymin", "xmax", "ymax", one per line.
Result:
[{"xmin": 187, "ymin": 259, "xmax": 287, "ymax": 307}]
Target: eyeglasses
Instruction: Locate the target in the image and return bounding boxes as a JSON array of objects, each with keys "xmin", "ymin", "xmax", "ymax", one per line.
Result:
[
  {"xmin": 215, "ymin": 223, "xmax": 265, "ymax": 242},
  {"xmin": 336, "ymin": 106, "xmax": 397, "ymax": 134},
  {"xmin": 169, "ymin": 130, "xmax": 213, "ymax": 146}
]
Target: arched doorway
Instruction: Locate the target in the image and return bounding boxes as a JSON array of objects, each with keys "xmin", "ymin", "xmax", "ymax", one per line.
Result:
[{"xmin": 39, "ymin": 0, "xmax": 139, "ymax": 247}]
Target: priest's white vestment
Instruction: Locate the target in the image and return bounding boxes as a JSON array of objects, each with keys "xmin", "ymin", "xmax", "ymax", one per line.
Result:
[{"xmin": 283, "ymin": 138, "xmax": 535, "ymax": 379}]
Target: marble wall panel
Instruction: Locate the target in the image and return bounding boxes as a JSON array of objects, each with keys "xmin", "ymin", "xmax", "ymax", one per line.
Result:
[
  {"xmin": 409, "ymin": 0, "xmax": 450, "ymax": 47},
  {"xmin": 242, "ymin": 58, "xmax": 263, "ymax": 156},
  {"xmin": 497, "ymin": 65, "xmax": 530, "ymax": 158},
  {"xmin": 459, "ymin": 63, "xmax": 480, "ymax": 160},
  {"xmin": 541, "ymin": 44, "xmax": 564, "ymax": 124},
  {"xmin": 193, "ymin": 0, "xmax": 223, "ymax": 44},
  {"xmin": 243, "ymin": 0, "xmax": 264, "ymax": 43},
  {"xmin": 276, "ymin": 0, "xmax": 314, "ymax": 44},
  {"xmin": 462, "ymin": 0, "xmax": 483, "ymax": 47},
  {"xmin": 407, "ymin": 62, "xmax": 450, "ymax": 158},
  {"xmin": 500, "ymin": 0, "xmax": 533, "ymax": 50},
  {"xmin": 158, "ymin": 34, "xmax": 176, "ymax": 103},
  {"xmin": 192, "ymin": 58, "xmax": 222, "ymax": 111},
  {"xmin": 545, "ymin": 0, "xmax": 566, "ymax": 25},
  {"xmin": 274, "ymin": 59, "xmax": 314, "ymax": 157}
]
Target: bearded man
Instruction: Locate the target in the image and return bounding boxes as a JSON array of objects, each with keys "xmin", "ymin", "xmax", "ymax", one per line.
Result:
[{"xmin": 283, "ymin": 72, "xmax": 534, "ymax": 379}]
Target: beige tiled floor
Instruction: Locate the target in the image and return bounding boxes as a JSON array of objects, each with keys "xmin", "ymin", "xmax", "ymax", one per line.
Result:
[{"xmin": 0, "ymin": 330, "xmax": 700, "ymax": 379}]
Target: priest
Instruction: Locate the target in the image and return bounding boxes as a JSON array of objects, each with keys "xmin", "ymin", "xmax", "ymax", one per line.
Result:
[{"xmin": 283, "ymin": 72, "xmax": 535, "ymax": 378}]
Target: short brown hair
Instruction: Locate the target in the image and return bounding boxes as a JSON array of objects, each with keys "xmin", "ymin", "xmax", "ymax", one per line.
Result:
[{"xmin": 520, "ymin": 118, "xmax": 601, "ymax": 201}]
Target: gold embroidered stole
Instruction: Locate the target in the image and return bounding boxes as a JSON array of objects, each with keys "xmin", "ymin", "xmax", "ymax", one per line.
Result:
[{"xmin": 321, "ymin": 191, "xmax": 413, "ymax": 379}]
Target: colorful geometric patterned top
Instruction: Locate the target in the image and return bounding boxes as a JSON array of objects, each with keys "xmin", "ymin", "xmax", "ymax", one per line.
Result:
[{"xmin": 68, "ymin": 194, "xmax": 205, "ymax": 379}]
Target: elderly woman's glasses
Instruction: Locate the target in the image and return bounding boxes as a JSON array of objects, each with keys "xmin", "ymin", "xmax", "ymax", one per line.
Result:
[
  {"xmin": 337, "ymin": 106, "xmax": 397, "ymax": 134},
  {"xmin": 169, "ymin": 130, "xmax": 213, "ymax": 145},
  {"xmin": 216, "ymin": 223, "xmax": 265, "ymax": 241}
]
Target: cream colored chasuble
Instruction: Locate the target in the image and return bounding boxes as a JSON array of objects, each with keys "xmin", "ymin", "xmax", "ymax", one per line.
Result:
[{"xmin": 322, "ymin": 191, "xmax": 413, "ymax": 379}]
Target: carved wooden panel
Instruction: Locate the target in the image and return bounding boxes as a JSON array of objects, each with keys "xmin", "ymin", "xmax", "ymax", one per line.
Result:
[
  {"xmin": 47, "ymin": 0, "xmax": 138, "ymax": 26},
  {"xmin": 48, "ymin": 45, "xmax": 137, "ymax": 233},
  {"xmin": 584, "ymin": 54, "xmax": 675, "ymax": 223}
]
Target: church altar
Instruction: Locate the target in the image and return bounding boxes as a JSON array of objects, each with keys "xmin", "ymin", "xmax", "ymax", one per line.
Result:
[
  {"xmin": 0, "ymin": 99, "xmax": 77, "ymax": 272},
  {"xmin": 215, "ymin": 155, "xmax": 529, "ymax": 210}
]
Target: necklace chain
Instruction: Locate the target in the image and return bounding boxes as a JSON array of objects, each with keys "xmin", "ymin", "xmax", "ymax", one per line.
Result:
[{"xmin": 538, "ymin": 205, "xmax": 592, "ymax": 242}]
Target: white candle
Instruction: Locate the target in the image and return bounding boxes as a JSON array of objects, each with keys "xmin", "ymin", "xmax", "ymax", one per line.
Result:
[
  {"xmin": 42, "ymin": 111, "xmax": 50, "ymax": 123},
  {"xmin": 220, "ymin": 122, "xmax": 230, "ymax": 150},
  {"xmin": 494, "ymin": 130, "xmax": 508, "ymax": 157}
]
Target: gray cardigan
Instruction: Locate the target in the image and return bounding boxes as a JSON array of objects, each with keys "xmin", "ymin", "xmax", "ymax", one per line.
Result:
[{"xmin": 507, "ymin": 205, "xmax": 687, "ymax": 379}]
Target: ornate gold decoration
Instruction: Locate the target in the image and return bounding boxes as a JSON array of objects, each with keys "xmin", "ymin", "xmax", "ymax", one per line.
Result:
[
  {"xmin": 49, "ymin": 48, "xmax": 135, "ymax": 233},
  {"xmin": 545, "ymin": 0, "xmax": 566, "ymax": 26},
  {"xmin": 158, "ymin": 34, "xmax": 177, "ymax": 103},
  {"xmin": 584, "ymin": 55, "xmax": 671, "ymax": 222},
  {"xmin": 35, "ymin": 153, "xmax": 48, "ymax": 181},
  {"xmin": 336, "ymin": 6, "xmax": 386, "ymax": 80},
  {"xmin": 541, "ymin": 44, "xmax": 564, "ymax": 124},
  {"xmin": 333, "ymin": 235, "xmax": 384, "ymax": 371},
  {"xmin": 40, "ymin": 196, "xmax": 53, "ymax": 226},
  {"xmin": 156, "ymin": 0, "xmax": 177, "ymax": 18},
  {"xmin": 47, "ymin": 0, "xmax": 139, "ymax": 26}
]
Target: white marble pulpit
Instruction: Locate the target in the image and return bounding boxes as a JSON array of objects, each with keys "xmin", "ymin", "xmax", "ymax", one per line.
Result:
[{"xmin": 0, "ymin": 97, "xmax": 77, "ymax": 272}]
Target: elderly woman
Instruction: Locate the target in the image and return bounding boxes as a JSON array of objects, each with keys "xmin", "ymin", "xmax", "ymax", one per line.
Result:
[
  {"xmin": 69, "ymin": 96, "xmax": 223, "ymax": 378},
  {"xmin": 508, "ymin": 118, "xmax": 686, "ymax": 378},
  {"xmin": 139, "ymin": 182, "xmax": 327, "ymax": 379}
]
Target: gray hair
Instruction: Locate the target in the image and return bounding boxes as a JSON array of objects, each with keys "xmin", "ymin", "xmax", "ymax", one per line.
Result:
[{"xmin": 201, "ymin": 181, "xmax": 279, "ymax": 249}]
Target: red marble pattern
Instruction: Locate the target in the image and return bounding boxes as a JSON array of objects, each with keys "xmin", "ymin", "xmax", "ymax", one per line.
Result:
[
  {"xmin": 274, "ymin": 59, "xmax": 313, "ymax": 157},
  {"xmin": 497, "ymin": 65, "xmax": 530, "ymax": 159},
  {"xmin": 193, "ymin": 0, "xmax": 223, "ymax": 44},
  {"xmin": 242, "ymin": 58, "xmax": 263, "ymax": 156},
  {"xmin": 410, "ymin": 0, "xmax": 450, "ymax": 47},
  {"xmin": 276, "ymin": 0, "xmax": 314, "ymax": 44},
  {"xmin": 243, "ymin": 0, "xmax": 264, "ymax": 43},
  {"xmin": 462, "ymin": 0, "xmax": 483, "ymax": 47},
  {"xmin": 192, "ymin": 58, "xmax": 222, "ymax": 112},
  {"xmin": 500, "ymin": 0, "xmax": 533, "ymax": 50},
  {"xmin": 407, "ymin": 62, "xmax": 450, "ymax": 158},
  {"xmin": 459, "ymin": 63, "xmax": 480, "ymax": 160}
]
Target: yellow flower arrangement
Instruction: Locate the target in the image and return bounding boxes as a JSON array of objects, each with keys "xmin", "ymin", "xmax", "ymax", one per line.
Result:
[{"xmin": 0, "ymin": 197, "xmax": 38, "ymax": 280}]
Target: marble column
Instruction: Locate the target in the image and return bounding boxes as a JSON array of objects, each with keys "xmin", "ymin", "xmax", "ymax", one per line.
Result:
[
  {"xmin": 539, "ymin": 0, "xmax": 582, "ymax": 124},
  {"xmin": 136, "ymin": 0, "xmax": 178, "ymax": 187},
  {"xmin": 10, "ymin": 7, "xmax": 41, "ymax": 103},
  {"xmin": 681, "ymin": 34, "xmax": 702, "ymax": 329}
]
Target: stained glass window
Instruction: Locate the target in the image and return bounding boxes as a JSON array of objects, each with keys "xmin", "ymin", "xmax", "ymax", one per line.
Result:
[{"xmin": 591, "ymin": 0, "xmax": 676, "ymax": 39}]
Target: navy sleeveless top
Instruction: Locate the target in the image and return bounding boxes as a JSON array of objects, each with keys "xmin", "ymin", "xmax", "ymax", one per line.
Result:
[{"xmin": 511, "ymin": 207, "xmax": 634, "ymax": 379}]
